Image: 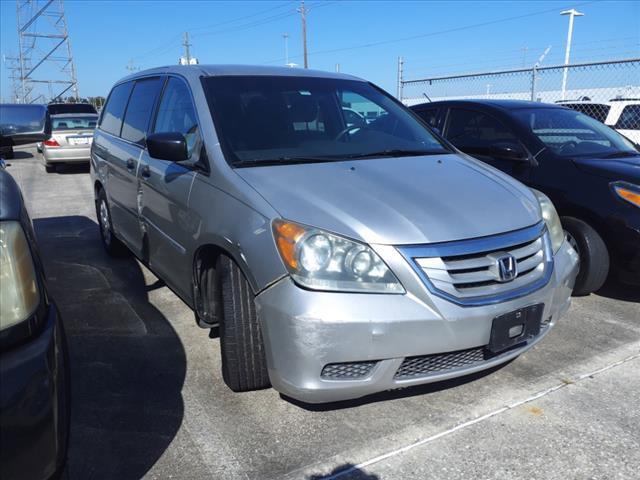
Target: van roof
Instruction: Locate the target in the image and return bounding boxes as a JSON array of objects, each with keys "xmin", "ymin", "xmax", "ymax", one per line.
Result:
[{"xmin": 120, "ymin": 64, "xmax": 364, "ymax": 83}]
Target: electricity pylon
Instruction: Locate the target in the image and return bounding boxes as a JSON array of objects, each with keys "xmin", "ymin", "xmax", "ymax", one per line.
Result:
[{"xmin": 14, "ymin": 0, "xmax": 79, "ymax": 104}]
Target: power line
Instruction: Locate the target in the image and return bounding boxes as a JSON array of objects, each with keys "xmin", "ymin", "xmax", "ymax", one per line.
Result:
[
  {"xmin": 189, "ymin": 1, "xmax": 294, "ymax": 33},
  {"xmin": 262, "ymin": 0, "xmax": 600, "ymax": 64}
]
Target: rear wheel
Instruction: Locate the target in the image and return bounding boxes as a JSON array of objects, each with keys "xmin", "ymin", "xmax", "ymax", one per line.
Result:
[
  {"xmin": 216, "ymin": 255, "xmax": 270, "ymax": 392},
  {"xmin": 96, "ymin": 188, "xmax": 129, "ymax": 257},
  {"xmin": 45, "ymin": 163, "xmax": 56, "ymax": 173},
  {"xmin": 562, "ymin": 216, "xmax": 609, "ymax": 296}
]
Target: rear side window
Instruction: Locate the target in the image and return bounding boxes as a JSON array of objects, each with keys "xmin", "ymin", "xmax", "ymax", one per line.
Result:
[
  {"xmin": 615, "ymin": 105, "xmax": 640, "ymax": 130},
  {"xmin": 153, "ymin": 77, "xmax": 199, "ymax": 158},
  {"xmin": 121, "ymin": 77, "xmax": 164, "ymax": 144},
  {"xmin": 445, "ymin": 108, "xmax": 519, "ymax": 149},
  {"xmin": 415, "ymin": 107, "xmax": 440, "ymax": 128},
  {"xmin": 100, "ymin": 82, "xmax": 133, "ymax": 136}
]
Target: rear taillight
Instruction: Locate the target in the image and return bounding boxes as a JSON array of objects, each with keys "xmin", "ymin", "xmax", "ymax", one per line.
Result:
[{"xmin": 44, "ymin": 139, "xmax": 59, "ymax": 147}]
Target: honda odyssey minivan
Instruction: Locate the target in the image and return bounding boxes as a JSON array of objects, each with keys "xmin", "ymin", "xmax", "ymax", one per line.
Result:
[{"xmin": 91, "ymin": 65, "xmax": 578, "ymax": 403}]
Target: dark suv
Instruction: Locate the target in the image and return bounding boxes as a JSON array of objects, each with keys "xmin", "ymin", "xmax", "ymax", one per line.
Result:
[{"xmin": 412, "ymin": 100, "xmax": 640, "ymax": 295}]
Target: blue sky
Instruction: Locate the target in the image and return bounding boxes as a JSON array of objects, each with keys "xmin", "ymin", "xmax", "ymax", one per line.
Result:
[{"xmin": 1, "ymin": 0, "xmax": 638, "ymax": 101}]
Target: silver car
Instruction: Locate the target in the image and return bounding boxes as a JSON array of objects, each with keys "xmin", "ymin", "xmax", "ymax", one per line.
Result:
[
  {"xmin": 91, "ymin": 66, "xmax": 579, "ymax": 403},
  {"xmin": 42, "ymin": 113, "xmax": 98, "ymax": 172}
]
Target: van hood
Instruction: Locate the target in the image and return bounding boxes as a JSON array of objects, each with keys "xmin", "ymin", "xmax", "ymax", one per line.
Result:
[{"xmin": 236, "ymin": 154, "xmax": 541, "ymax": 245}]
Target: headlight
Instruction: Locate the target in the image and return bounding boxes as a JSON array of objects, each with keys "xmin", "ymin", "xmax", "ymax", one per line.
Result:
[
  {"xmin": 531, "ymin": 189, "xmax": 564, "ymax": 253},
  {"xmin": 611, "ymin": 181, "xmax": 640, "ymax": 208},
  {"xmin": 272, "ymin": 219, "xmax": 404, "ymax": 293},
  {"xmin": 0, "ymin": 221, "xmax": 40, "ymax": 331}
]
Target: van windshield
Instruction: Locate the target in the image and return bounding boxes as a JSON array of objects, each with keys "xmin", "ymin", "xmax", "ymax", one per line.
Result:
[{"xmin": 202, "ymin": 75, "xmax": 449, "ymax": 166}]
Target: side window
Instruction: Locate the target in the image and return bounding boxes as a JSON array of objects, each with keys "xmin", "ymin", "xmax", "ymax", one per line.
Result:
[
  {"xmin": 340, "ymin": 91, "xmax": 387, "ymax": 125},
  {"xmin": 121, "ymin": 77, "xmax": 164, "ymax": 145},
  {"xmin": 615, "ymin": 105, "xmax": 640, "ymax": 130},
  {"xmin": 153, "ymin": 77, "xmax": 199, "ymax": 158},
  {"xmin": 415, "ymin": 108, "xmax": 439, "ymax": 128},
  {"xmin": 100, "ymin": 82, "xmax": 133, "ymax": 136},
  {"xmin": 446, "ymin": 108, "xmax": 519, "ymax": 149}
]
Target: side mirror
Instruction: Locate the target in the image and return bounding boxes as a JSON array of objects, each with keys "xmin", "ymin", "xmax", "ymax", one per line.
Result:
[
  {"xmin": 489, "ymin": 143, "xmax": 530, "ymax": 163},
  {"xmin": 147, "ymin": 132, "xmax": 188, "ymax": 162},
  {"xmin": 0, "ymin": 104, "xmax": 51, "ymax": 147}
]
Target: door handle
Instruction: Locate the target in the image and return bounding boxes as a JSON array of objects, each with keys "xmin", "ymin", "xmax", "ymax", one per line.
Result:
[
  {"xmin": 140, "ymin": 165, "xmax": 151, "ymax": 179},
  {"xmin": 126, "ymin": 158, "xmax": 135, "ymax": 171}
]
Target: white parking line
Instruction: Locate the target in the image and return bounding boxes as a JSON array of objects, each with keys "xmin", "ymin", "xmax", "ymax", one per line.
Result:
[{"xmin": 321, "ymin": 351, "xmax": 640, "ymax": 480}]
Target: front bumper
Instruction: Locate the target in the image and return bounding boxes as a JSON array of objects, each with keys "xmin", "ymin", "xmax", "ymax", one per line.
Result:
[
  {"xmin": 257, "ymin": 241, "xmax": 578, "ymax": 403},
  {"xmin": 0, "ymin": 304, "xmax": 69, "ymax": 480},
  {"xmin": 43, "ymin": 146, "xmax": 91, "ymax": 163}
]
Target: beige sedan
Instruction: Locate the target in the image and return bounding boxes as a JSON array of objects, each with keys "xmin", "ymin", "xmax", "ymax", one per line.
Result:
[{"xmin": 42, "ymin": 113, "xmax": 98, "ymax": 172}]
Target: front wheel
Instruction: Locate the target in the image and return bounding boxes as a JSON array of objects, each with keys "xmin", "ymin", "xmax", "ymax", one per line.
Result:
[
  {"xmin": 562, "ymin": 216, "xmax": 609, "ymax": 296},
  {"xmin": 216, "ymin": 256, "xmax": 270, "ymax": 392},
  {"xmin": 96, "ymin": 188, "xmax": 129, "ymax": 257}
]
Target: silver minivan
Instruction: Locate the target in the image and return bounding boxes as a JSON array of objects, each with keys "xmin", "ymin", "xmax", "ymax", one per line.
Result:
[{"xmin": 91, "ymin": 65, "xmax": 579, "ymax": 403}]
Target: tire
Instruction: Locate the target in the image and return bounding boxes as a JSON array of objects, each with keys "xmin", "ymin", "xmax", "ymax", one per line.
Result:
[
  {"xmin": 562, "ymin": 216, "xmax": 609, "ymax": 296},
  {"xmin": 216, "ymin": 255, "xmax": 270, "ymax": 392},
  {"xmin": 4, "ymin": 147, "xmax": 14, "ymax": 159},
  {"xmin": 96, "ymin": 188, "xmax": 129, "ymax": 257},
  {"xmin": 45, "ymin": 163, "xmax": 56, "ymax": 173}
]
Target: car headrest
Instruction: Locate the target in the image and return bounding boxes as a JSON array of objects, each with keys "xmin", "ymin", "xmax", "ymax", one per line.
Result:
[{"xmin": 288, "ymin": 95, "xmax": 318, "ymax": 123}]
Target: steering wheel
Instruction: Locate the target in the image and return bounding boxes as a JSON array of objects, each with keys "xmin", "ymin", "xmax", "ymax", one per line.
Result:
[
  {"xmin": 559, "ymin": 141, "xmax": 578, "ymax": 153},
  {"xmin": 334, "ymin": 123, "xmax": 370, "ymax": 141}
]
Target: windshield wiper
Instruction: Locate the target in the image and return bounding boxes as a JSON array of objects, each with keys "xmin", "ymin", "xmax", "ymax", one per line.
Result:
[
  {"xmin": 346, "ymin": 149, "xmax": 446, "ymax": 159},
  {"xmin": 234, "ymin": 156, "xmax": 339, "ymax": 167},
  {"xmin": 602, "ymin": 151, "xmax": 640, "ymax": 159}
]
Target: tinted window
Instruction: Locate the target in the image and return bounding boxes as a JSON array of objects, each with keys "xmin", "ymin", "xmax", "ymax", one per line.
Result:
[
  {"xmin": 100, "ymin": 82, "xmax": 133, "ymax": 136},
  {"xmin": 52, "ymin": 115, "xmax": 98, "ymax": 131},
  {"xmin": 153, "ymin": 78, "xmax": 199, "ymax": 157},
  {"xmin": 121, "ymin": 78, "xmax": 163, "ymax": 144},
  {"xmin": 614, "ymin": 105, "xmax": 640, "ymax": 130},
  {"xmin": 202, "ymin": 75, "xmax": 448, "ymax": 166},
  {"xmin": 0, "ymin": 104, "xmax": 47, "ymax": 135},
  {"xmin": 446, "ymin": 109, "xmax": 520, "ymax": 150},
  {"xmin": 47, "ymin": 103, "xmax": 97, "ymax": 115},
  {"xmin": 513, "ymin": 108, "xmax": 637, "ymax": 157},
  {"xmin": 415, "ymin": 107, "xmax": 439, "ymax": 128}
]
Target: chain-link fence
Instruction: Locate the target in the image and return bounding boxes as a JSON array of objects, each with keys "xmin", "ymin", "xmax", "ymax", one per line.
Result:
[{"xmin": 400, "ymin": 58, "xmax": 640, "ymax": 119}]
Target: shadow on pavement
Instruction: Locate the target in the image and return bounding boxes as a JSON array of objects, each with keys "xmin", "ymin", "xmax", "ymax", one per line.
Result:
[
  {"xmin": 9, "ymin": 150, "xmax": 34, "ymax": 159},
  {"xmin": 50, "ymin": 163, "xmax": 90, "ymax": 175},
  {"xmin": 33, "ymin": 215, "xmax": 186, "ymax": 480},
  {"xmin": 308, "ymin": 463, "xmax": 380, "ymax": 479},
  {"xmin": 285, "ymin": 361, "xmax": 511, "ymax": 412},
  {"xmin": 595, "ymin": 277, "xmax": 640, "ymax": 303}
]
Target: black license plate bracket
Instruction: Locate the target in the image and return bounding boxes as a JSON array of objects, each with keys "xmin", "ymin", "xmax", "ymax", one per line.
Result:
[{"xmin": 488, "ymin": 303, "xmax": 543, "ymax": 354}]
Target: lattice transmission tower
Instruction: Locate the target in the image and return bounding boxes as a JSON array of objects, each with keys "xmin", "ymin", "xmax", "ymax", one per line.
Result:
[{"xmin": 10, "ymin": 0, "xmax": 79, "ymax": 104}]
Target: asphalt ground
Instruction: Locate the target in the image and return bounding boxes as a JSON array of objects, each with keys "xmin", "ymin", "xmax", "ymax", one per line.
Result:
[{"xmin": 5, "ymin": 146, "xmax": 640, "ymax": 480}]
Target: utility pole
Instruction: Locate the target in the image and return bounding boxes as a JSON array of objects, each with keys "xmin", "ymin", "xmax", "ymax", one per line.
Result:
[
  {"xmin": 560, "ymin": 8, "xmax": 584, "ymax": 100},
  {"xmin": 298, "ymin": 1, "xmax": 308, "ymax": 68},
  {"xmin": 396, "ymin": 56, "xmax": 404, "ymax": 100},
  {"xmin": 283, "ymin": 33, "xmax": 289, "ymax": 66},
  {"xmin": 183, "ymin": 31, "xmax": 192, "ymax": 65}
]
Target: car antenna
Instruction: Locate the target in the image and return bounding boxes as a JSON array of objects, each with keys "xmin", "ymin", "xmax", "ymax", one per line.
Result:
[{"xmin": 422, "ymin": 92, "xmax": 432, "ymax": 102}]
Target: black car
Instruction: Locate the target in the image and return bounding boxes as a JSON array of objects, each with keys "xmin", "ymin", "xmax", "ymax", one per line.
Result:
[
  {"xmin": 411, "ymin": 100, "xmax": 640, "ymax": 295},
  {"xmin": 0, "ymin": 105, "xmax": 70, "ymax": 480}
]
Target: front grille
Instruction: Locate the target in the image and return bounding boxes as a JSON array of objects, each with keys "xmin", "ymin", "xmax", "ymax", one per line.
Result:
[
  {"xmin": 321, "ymin": 361, "xmax": 377, "ymax": 380},
  {"xmin": 394, "ymin": 348, "xmax": 486, "ymax": 379},
  {"xmin": 399, "ymin": 222, "xmax": 552, "ymax": 306}
]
